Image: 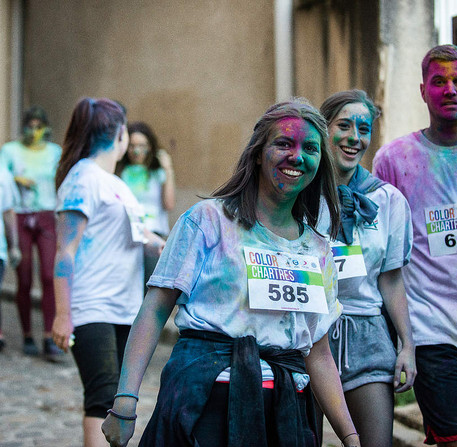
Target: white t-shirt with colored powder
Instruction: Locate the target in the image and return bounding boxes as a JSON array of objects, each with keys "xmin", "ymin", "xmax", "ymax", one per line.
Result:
[
  {"xmin": 147, "ymin": 199, "xmax": 342, "ymax": 354},
  {"xmin": 373, "ymin": 130, "xmax": 457, "ymax": 347},
  {"xmin": 0, "ymin": 140, "xmax": 61, "ymax": 212},
  {"xmin": 317, "ymin": 184, "xmax": 413, "ymax": 315},
  {"xmin": 121, "ymin": 164, "xmax": 170, "ymax": 236},
  {"xmin": 0, "ymin": 168, "xmax": 19, "ymax": 262},
  {"xmin": 56, "ymin": 158, "xmax": 144, "ymax": 327}
]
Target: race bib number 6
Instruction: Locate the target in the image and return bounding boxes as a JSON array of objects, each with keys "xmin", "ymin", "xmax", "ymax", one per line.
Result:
[
  {"xmin": 244, "ymin": 247, "xmax": 328, "ymax": 314},
  {"xmin": 425, "ymin": 203, "xmax": 457, "ymax": 257}
]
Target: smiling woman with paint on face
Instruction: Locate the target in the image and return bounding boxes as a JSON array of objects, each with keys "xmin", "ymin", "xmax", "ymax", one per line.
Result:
[
  {"xmin": 102, "ymin": 98, "xmax": 362, "ymax": 447},
  {"xmin": 52, "ymin": 98, "xmax": 161, "ymax": 447},
  {"xmin": 316, "ymin": 90, "xmax": 417, "ymax": 447}
]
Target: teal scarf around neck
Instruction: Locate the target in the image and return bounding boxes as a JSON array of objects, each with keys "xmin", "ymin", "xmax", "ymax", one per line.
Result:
[{"xmin": 336, "ymin": 165, "xmax": 386, "ymax": 244}]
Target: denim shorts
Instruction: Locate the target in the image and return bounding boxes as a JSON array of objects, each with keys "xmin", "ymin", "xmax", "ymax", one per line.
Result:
[
  {"xmin": 71, "ymin": 323, "xmax": 130, "ymax": 418},
  {"xmin": 328, "ymin": 314, "xmax": 396, "ymax": 392},
  {"xmin": 414, "ymin": 344, "xmax": 457, "ymax": 445}
]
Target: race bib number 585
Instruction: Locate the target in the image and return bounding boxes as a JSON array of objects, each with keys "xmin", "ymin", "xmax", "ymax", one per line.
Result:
[
  {"xmin": 244, "ymin": 247, "xmax": 328, "ymax": 314},
  {"xmin": 424, "ymin": 203, "xmax": 457, "ymax": 257}
]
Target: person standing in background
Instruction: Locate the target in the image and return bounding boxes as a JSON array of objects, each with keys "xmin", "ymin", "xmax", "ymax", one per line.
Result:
[
  {"xmin": 0, "ymin": 106, "xmax": 62, "ymax": 360},
  {"xmin": 118, "ymin": 121, "xmax": 175, "ymax": 290},
  {"xmin": 0, "ymin": 167, "xmax": 21, "ymax": 351},
  {"xmin": 52, "ymin": 97, "xmax": 162, "ymax": 447},
  {"xmin": 373, "ymin": 44, "xmax": 457, "ymax": 447}
]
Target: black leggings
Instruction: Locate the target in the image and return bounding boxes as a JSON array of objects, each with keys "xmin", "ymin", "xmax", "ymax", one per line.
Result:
[{"xmin": 71, "ymin": 323, "xmax": 131, "ymax": 418}]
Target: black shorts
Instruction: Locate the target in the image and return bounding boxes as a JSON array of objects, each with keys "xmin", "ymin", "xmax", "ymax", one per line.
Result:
[
  {"xmin": 414, "ymin": 344, "xmax": 457, "ymax": 445},
  {"xmin": 71, "ymin": 323, "xmax": 130, "ymax": 418}
]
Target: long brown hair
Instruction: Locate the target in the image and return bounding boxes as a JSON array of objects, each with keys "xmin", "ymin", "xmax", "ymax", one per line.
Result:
[
  {"xmin": 212, "ymin": 98, "xmax": 340, "ymax": 239},
  {"xmin": 56, "ymin": 97, "xmax": 125, "ymax": 190},
  {"xmin": 320, "ymin": 89, "xmax": 380, "ymax": 126},
  {"xmin": 116, "ymin": 121, "xmax": 161, "ymax": 176}
]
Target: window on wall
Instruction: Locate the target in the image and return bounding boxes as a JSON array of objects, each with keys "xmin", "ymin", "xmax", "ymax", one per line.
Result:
[
  {"xmin": 436, "ymin": 0, "xmax": 457, "ymax": 44},
  {"xmin": 453, "ymin": 16, "xmax": 457, "ymax": 44}
]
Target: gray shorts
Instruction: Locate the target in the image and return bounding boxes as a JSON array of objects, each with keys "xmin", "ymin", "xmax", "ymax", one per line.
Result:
[{"xmin": 328, "ymin": 314, "xmax": 396, "ymax": 392}]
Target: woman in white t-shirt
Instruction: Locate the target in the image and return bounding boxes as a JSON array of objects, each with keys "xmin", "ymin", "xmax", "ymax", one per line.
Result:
[
  {"xmin": 118, "ymin": 121, "xmax": 175, "ymax": 290},
  {"xmin": 51, "ymin": 98, "xmax": 164, "ymax": 447},
  {"xmin": 0, "ymin": 168, "xmax": 21, "ymax": 351},
  {"xmin": 102, "ymin": 99, "xmax": 362, "ymax": 447},
  {"xmin": 317, "ymin": 90, "xmax": 417, "ymax": 447}
]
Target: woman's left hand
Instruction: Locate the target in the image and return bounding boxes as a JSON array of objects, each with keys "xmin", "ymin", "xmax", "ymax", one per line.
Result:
[
  {"xmin": 393, "ymin": 345, "xmax": 417, "ymax": 393},
  {"xmin": 143, "ymin": 230, "xmax": 166, "ymax": 257},
  {"xmin": 8, "ymin": 246, "xmax": 22, "ymax": 268},
  {"xmin": 157, "ymin": 149, "xmax": 173, "ymax": 172},
  {"xmin": 52, "ymin": 313, "xmax": 74, "ymax": 353}
]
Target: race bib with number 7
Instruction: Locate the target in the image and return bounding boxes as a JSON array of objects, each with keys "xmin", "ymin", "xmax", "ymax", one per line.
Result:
[
  {"xmin": 329, "ymin": 230, "xmax": 367, "ymax": 280},
  {"xmin": 244, "ymin": 247, "xmax": 328, "ymax": 314},
  {"xmin": 424, "ymin": 203, "xmax": 457, "ymax": 257}
]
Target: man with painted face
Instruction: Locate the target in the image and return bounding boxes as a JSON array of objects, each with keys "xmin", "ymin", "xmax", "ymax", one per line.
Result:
[
  {"xmin": 373, "ymin": 44, "xmax": 457, "ymax": 447},
  {"xmin": 0, "ymin": 106, "xmax": 62, "ymax": 361}
]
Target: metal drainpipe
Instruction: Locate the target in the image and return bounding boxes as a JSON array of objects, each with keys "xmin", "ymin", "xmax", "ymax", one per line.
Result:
[
  {"xmin": 10, "ymin": 0, "xmax": 24, "ymax": 139},
  {"xmin": 274, "ymin": 0, "xmax": 294, "ymax": 102}
]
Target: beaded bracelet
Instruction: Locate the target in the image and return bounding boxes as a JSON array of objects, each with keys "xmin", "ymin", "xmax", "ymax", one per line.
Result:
[
  {"xmin": 114, "ymin": 392, "xmax": 139, "ymax": 402},
  {"xmin": 341, "ymin": 432, "xmax": 360, "ymax": 447},
  {"xmin": 107, "ymin": 409, "xmax": 137, "ymax": 421}
]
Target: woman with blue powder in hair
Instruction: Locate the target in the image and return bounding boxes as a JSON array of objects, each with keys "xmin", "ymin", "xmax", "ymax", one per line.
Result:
[
  {"xmin": 52, "ymin": 98, "xmax": 162, "ymax": 447},
  {"xmin": 316, "ymin": 90, "xmax": 416, "ymax": 447},
  {"xmin": 103, "ymin": 98, "xmax": 361, "ymax": 447}
]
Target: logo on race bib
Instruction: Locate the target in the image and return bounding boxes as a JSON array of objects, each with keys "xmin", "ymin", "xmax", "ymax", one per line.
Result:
[
  {"xmin": 363, "ymin": 218, "xmax": 378, "ymax": 230},
  {"xmin": 424, "ymin": 204, "xmax": 457, "ymax": 257}
]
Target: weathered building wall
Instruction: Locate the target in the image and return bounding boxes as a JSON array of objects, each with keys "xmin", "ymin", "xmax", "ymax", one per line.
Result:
[
  {"xmin": 294, "ymin": 0, "xmax": 380, "ymax": 169},
  {"xmin": 20, "ymin": 0, "xmax": 437, "ymax": 220},
  {"xmin": 294, "ymin": 0, "xmax": 435, "ymax": 168},
  {"xmin": 22, "ymin": 0, "xmax": 275, "ymax": 220},
  {"xmin": 0, "ymin": 0, "xmax": 11, "ymax": 145},
  {"xmin": 295, "ymin": 1, "xmax": 379, "ymax": 105},
  {"xmin": 378, "ymin": 0, "xmax": 435, "ymax": 146}
]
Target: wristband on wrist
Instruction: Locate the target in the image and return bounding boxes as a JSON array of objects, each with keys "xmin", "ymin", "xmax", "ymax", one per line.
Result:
[
  {"xmin": 341, "ymin": 432, "xmax": 360, "ymax": 446},
  {"xmin": 107, "ymin": 409, "xmax": 137, "ymax": 421},
  {"xmin": 114, "ymin": 392, "xmax": 139, "ymax": 401}
]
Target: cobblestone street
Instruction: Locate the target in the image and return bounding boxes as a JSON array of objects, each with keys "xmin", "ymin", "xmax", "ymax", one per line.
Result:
[
  {"xmin": 0, "ymin": 298, "xmax": 172, "ymax": 447},
  {"xmin": 0, "ymin": 292, "xmax": 422, "ymax": 447}
]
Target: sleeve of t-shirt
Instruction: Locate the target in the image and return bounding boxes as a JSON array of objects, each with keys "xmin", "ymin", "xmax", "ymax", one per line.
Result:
[
  {"xmin": 51, "ymin": 143, "xmax": 63, "ymax": 169},
  {"xmin": 56, "ymin": 167, "xmax": 98, "ymax": 220},
  {"xmin": 372, "ymin": 145, "xmax": 398, "ymax": 186},
  {"xmin": 312, "ymin": 241, "xmax": 343, "ymax": 343},
  {"xmin": 146, "ymin": 212, "xmax": 208, "ymax": 296},
  {"xmin": 0, "ymin": 170, "xmax": 19, "ymax": 211},
  {"xmin": 0, "ymin": 144, "xmax": 15, "ymax": 175},
  {"xmin": 381, "ymin": 185, "xmax": 413, "ymax": 272},
  {"xmin": 158, "ymin": 168, "xmax": 167, "ymax": 185}
]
